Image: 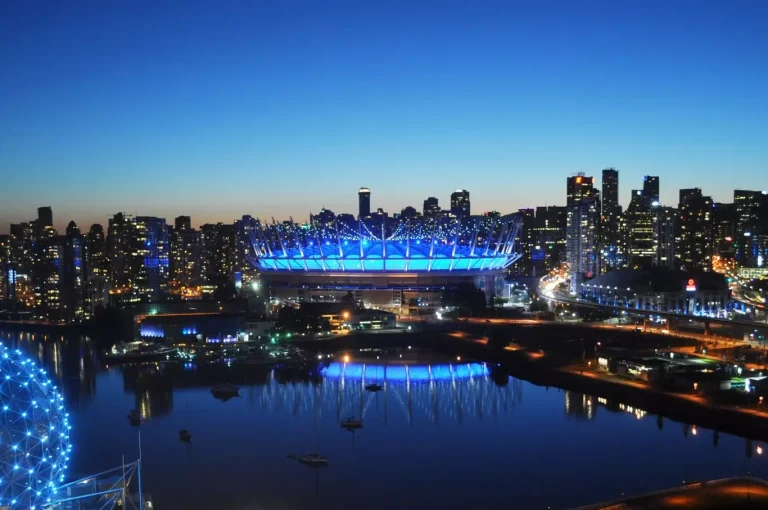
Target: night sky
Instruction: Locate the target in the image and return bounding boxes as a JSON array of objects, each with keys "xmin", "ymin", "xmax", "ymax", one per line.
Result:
[{"xmin": 1, "ymin": 0, "xmax": 767, "ymax": 232}]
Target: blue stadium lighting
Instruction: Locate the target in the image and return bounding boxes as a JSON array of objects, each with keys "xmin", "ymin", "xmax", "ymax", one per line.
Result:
[
  {"xmin": 251, "ymin": 215, "xmax": 522, "ymax": 273},
  {"xmin": 0, "ymin": 344, "xmax": 71, "ymax": 509},
  {"xmin": 320, "ymin": 362, "xmax": 489, "ymax": 381}
]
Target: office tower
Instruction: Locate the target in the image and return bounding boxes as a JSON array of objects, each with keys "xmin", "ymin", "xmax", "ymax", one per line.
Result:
[
  {"xmin": 175, "ymin": 216, "xmax": 191, "ymax": 231},
  {"xmin": 642, "ymin": 176, "xmax": 660, "ymax": 204},
  {"xmin": 37, "ymin": 206, "xmax": 53, "ymax": 228},
  {"xmin": 712, "ymin": 203, "xmax": 737, "ymax": 259},
  {"xmin": 678, "ymin": 188, "xmax": 713, "ymax": 271},
  {"xmin": 450, "ymin": 190, "xmax": 471, "ymax": 217},
  {"xmin": 60, "ymin": 221, "xmax": 85, "ymax": 320},
  {"xmin": 358, "ymin": 187, "xmax": 371, "ymax": 219},
  {"xmin": 625, "ymin": 190, "xmax": 655, "ymax": 268},
  {"xmin": 107, "ymin": 213, "xmax": 132, "ymax": 292},
  {"xmin": 652, "ymin": 206, "xmax": 677, "ymax": 268},
  {"xmin": 532, "ymin": 206, "xmax": 567, "ymax": 273},
  {"xmin": 566, "ymin": 174, "xmax": 596, "ymax": 206},
  {"xmin": 131, "ymin": 217, "xmax": 169, "ymax": 300},
  {"xmin": 600, "ymin": 168, "xmax": 622, "ymax": 271},
  {"xmin": 423, "ymin": 197, "xmax": 440, "ymax": 217}
]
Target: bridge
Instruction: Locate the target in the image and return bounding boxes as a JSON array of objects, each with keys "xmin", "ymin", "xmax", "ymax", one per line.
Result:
[{"xmin": 539, "ymin": 278, "xmax": 768, "ymax": 342}]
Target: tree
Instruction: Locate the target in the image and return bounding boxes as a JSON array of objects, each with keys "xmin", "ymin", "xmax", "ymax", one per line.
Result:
[
  {"xmin": 341, "ymin": 291, "xmax": 356, "ymax": 306},
  {"xmin": 529, "ymin": 298, "xmax": 549, "ymax": 313},
  {"xmin": 441, "ymin": 283, "xmax": 486, "ymax": 315}
]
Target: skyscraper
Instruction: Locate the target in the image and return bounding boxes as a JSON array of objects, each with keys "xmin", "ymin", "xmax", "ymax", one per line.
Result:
[
  {"xmin": 625, "ymin": 190, "xmax": 654, "ymax": 268},
  {"xmin": 131, "ymin": 216, "xmax": 170, "ymax": 300},
  {"xmin": 37, "ymin": 206, "xmax": 53, "ymax": 228},
  {"xmin": 642, "ymin": 176, "xmax": 660, "ymax": 204},
  {"xmin": 358, "ymin": 187, "xmax": 371, "ymax": 219},
  {"xmin": 567, "ymin": 174, "xmax": 596, "ymax": 206},
  {"xmin": 567, "ymin": 174, "xmax": 600, "ymax": 287},
  {"xmin": 450, "ymin": 189, "xmax": 470, "ymax": 217},
  {"xmin": 601, "ymin": 169, "xmax": 619, "ymax": 217},
  {"xmin": 567, "ymin": 199, "xmax": 601, "ymax": 290},
  {"xmin": 170, "ymin": 215, "xmax": 200, "ymax": 291},
  {"xmin": 107, "ymin": 212, "xmax": 131, "ymax": 293},
  {"xmin": 652, "ymin": 206, "xmax": 676, "ymax": 268},
  {"xmin": 423, "ymin": 197, "xmax": 440, "ymax": 217},
  {"xmin": 712, "ymin": 202, "xmax": 737, "ymax": 258},
  {"xmin": 678, "ymin": 188, "xmax": 713, "ymax": 271},
  {"xmin": 85, "ymin": 223, "xmax": 109, "ymax": 313},
  {"xmin": 600, "ymin": 168, "xmax": 622, "ymax": 271},
  {"xmin": 532, "ymin": 206, "xmax": 568, "ymax": 273},
  {"xmin": 60, "ymin": 221, "xmax": 85, "ymax": 320}
]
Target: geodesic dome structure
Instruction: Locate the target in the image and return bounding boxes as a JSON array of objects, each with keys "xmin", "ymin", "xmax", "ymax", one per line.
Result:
[{"xmin": 0, "ymin": 344, "xmax": 72, "ymax": 508}]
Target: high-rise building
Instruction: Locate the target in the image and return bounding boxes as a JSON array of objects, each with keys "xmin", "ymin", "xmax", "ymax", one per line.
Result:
[
  {"xmin": 567, "ymin": 174, "xmax": 596, "ymax": 206},
  {"xmin": 450, "ymin": 190, "xmax": 470, "ymax": 217},
  {"xmin": 37, "ymin": 225, "xmax": 61, "ymax": 317},
  {"xmin": 625, "ymin": 190, "xmax": 655, "ymax": 268},
  {"xmin": 567, "ymin": 198, "xmax": 601, "ymax": 291},
  {"xmin": 170, "ymin": 215, "xmax": 201, "ymax": 293},
  {"xmin": 734, "ymin": 190, "xmax": 768, "ymax": 264},
  {"xmin": 600, "ymin": 168, "xmax": 622, "ymax": 271},
  {"xmin": 642, "ymin": 176, "xmax": 660, "ymax": 204},
  {"xmin": 131, "ymin": 217, "xmax": 170, "ymax": 300},
  {"xmin": 107, "ymin": 213, "xmax": 132, "ymax": 292},
  {"xmin": 85, "ymin": 224, "xmax": 109, "ymax": 313},
  {"xmin": 0, "ymin": 235, "xmax": 12, "ymax": 302},
  {"xmin": 532, "ymin": 206, "xmax": 567, "ymax": 273},
  {"xmin": 678, "ymin": 188, "xmax": 713, "ymax": 271},
  {"xmin": 513, "ymin": 208, "xmax": 535, "ymax": 275},
  {"xmin": 234, "ymin": 215, "xmax": 257, "ymax": 283},
  {"xmin": 652, "ymin": 206, "xmax": 676, "ymax": 268},
  {"xmin": 200, "ymin": 223, "xmax": 236, "ymax": 290},
  {"xmin": 37, "ymin": 206, "xmax": 53, "ymax": 228},
  {"xmin": 712, "ymin": 202, "xmax": 737, "ymax": 259},
  {"xmin": 60, "ymin": 221, "xmax": 85, "ymax": 320},
  {"xmin": 423, "ymin": 197, "xmax": 440, "ymax": 217},
  {"xmin": 311, "ymin": 209, "xmax": 336, "ymax": 229},
  {"xmin": 358, "ymin": 188, "xmax": 371, "ymax": 219}
]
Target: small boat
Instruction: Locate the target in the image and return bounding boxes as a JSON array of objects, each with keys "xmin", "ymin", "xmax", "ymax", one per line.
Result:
[
  {"xmin": 105, "ymin": 341, "xmax": 177, "ymax": 363},
  {"xmin": 365, "ymin": 383, "xmax": 383, "ymax": 392},
  {"xmin": 179, "ymin": 429, "xmax": 192, "ymax": 443},
  {"xmin": 211, "ymin": 383, "xmax": 240, "ymax": 401},
  {"xmin": 128, "ymin": 409, "xmax": 142, "ymax": 426},
  {"xmin": 341, "ymin": 416, "xmax": 363, "ymax": 430},
  {"xmin": 297, "ymin": 454, "xmax": 328, "ymax": 467}
]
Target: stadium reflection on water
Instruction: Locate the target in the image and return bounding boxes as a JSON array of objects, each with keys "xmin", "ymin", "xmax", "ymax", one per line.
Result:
[{"xmin": 3, "ymin": 329, "xmax": 768, "ymax": 510}]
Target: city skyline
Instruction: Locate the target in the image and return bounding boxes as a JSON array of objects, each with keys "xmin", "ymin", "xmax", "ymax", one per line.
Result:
[{"xmin": 2, "ymin": 1, "xmax": 767, "ymax": 232}]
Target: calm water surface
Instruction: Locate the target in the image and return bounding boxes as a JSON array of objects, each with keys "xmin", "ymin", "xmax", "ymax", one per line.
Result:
[{"xmin": 4, "ymin": 329, "xmax": 768, "ymax": 510}]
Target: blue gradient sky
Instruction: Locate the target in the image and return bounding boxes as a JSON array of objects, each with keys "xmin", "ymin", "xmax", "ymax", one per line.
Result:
[{"xmin": 1, "ymin": 1, "xmax": 767, "ymax": 232}]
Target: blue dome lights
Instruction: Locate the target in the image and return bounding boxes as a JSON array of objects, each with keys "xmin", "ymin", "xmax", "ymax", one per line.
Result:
[
  {"xmin": 251, "ymin": 214, "xmax": 523, "ymax": 274},
  {"xmin": 0, "ymin": 344, "xmax": 71, "ymax": 508}
]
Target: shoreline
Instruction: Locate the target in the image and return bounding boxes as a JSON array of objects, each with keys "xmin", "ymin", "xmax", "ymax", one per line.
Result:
[{"xmin": 296, "ymin": 324, "xmax": 768, "ymax": 442}]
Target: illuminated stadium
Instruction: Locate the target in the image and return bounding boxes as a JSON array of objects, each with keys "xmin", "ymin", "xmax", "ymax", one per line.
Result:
[{"xmin": 251, "ymin": 212, "xmax": 523, "ymax": 309}]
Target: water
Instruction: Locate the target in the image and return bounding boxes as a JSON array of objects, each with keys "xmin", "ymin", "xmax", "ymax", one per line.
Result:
[{"xmin": 4, "ymin": 329, "xmax": 768, "ymax": 509}]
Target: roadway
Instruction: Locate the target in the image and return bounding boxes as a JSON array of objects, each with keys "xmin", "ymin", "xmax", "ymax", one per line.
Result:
[{"xmin": 538, "ymin": 276, "xmax": 768, "ymax": 338}]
